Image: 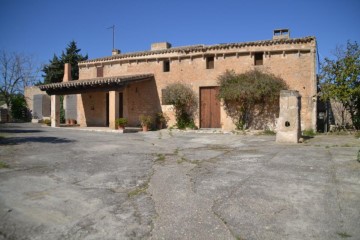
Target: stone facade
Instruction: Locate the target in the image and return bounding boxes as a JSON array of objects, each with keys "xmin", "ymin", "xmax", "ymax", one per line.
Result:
[
  {"xmin": 24, "ymin": 86, "xmax": 45, "ymax": 118},
  {"xmin": 276, "ymin": 90, "xmax": 301, "ymax": 143},
  {"xmin": 76, "ymin": 33, "xmax": 317, "ymax": 130},
  {"xmin": 41, "ymin": 31, "xmax": 317, "ymax": 131}
]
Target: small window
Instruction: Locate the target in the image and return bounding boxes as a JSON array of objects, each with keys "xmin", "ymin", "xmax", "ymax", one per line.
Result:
[
  {"xmin": 163, "ymin": 60, "xmax": 170, "ymax": 72},
  {"xmin": 97, "ymin": 67, "xmax": 103, "ymax": 77},
  {"xmin": 254, "ymin": 52, "xmax": 263, "ymax": 66},
  {"xmin": 206, "ymin": 56, "xmax": 214, "ymax": 69}
]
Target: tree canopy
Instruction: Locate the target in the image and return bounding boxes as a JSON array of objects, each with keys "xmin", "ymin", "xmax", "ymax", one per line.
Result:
[
  {"xmin": 0, "ymin": 50, "xmax": 38, "ymax": 109},
  {"xmin": 217, "ymin": 70, "xmax": 288, "ymax": 130},
  {"xmin": 42, "ymin": 41, "xmax": 88, "ymax": 84},
  {"xmin": 320, "ymin": 41, "xmax": 360, "ymax": 129}
]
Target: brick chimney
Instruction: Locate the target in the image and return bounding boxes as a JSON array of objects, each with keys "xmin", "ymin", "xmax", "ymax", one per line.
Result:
[
  {"xmin": 273, "ymin": 29, "xmax": 290, "ymax": 40},
  {"xmin": 151, "ymin": 42, "xmax": 172, "ymax": 51},
  {"xmin": 63, "ymin": 63, "xmax": 72, "ymax": 82},
  {"xmin": 112, "ymin": 49, "xmax": 121, "ymax": 55}
]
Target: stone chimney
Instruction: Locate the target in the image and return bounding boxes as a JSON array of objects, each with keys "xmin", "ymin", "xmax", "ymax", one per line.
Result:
[
  {"xmin": 151, "ymin": 42, "xmax": 172, "ymax": 51},
  {"xmin": 63, "ymin": 63, "xmax": 72, "ymax": 82},
  {"xmin": 112, "ymin": 49, "xmax": 121, "ymax": 55},
  {"xmin": 273, "ymin": 29, "xmax": 290, "ymax": 40}
]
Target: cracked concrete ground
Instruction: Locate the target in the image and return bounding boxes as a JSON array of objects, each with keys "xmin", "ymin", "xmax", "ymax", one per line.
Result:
[{"xmin": 0, "ymin": 123, "xmax": 359, "ymax": 240}]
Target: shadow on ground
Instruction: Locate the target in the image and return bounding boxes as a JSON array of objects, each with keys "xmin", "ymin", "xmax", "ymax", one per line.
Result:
[
  {"xmin": 0, "ymin": 129, "xmax": 44, "ymax": 134},
  {"xmin": 0, "ymin": 136, "xmax": 75, "ymax": 145}
]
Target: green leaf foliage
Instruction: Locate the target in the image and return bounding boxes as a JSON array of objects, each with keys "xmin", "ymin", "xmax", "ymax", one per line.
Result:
[
  {"xmin": 10, "ymin": 94, "xmax": 30, "ymax": 121},
  {"xmin": 217, "ymin": 70, "xmax": 288, "ymax": 129},
  {"xmin": 42, "ymin": 41, "xmax": 88, "ymax": 84},
  {"xmin": 320, "ymin": 41, "xmax": 360, "ymax": 129},
  {"xmin": 162, "ymin": 83, "xmax": 198, "ymax": 129}
]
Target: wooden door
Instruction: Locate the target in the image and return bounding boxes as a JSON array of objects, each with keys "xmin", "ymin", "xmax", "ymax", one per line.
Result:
[{"xmin": 200, "ymin": 87, "xmax": 221, "ymax": 128}]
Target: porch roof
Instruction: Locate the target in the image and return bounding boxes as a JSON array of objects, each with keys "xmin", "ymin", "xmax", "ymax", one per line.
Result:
[{"xmin": 38, "ymin": 73, "xmax": 154, "ymax": 95}]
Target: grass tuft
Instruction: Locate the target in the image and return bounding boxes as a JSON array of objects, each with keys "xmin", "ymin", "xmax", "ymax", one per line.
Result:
[
  {"xmin": 303, "ymin": 129, "xmax": 316, "ymax": 137},
  {"xmin": 127, "ymin": 183, "xmax": 148, "ymax": 198},
  {"xmin": 0, "ymin": 161, "xmax": 9, "ymax": 169},
  {"xmin": 262, "ymin": 129, "xmax": 276, "ymax": 135},
  {"xmin": 155, "ymin": 153, "xmax": 165, "ymax": 162},
  {"xmin": 337, "ymin": 231, "xmax": 352, "ymax": 238}
]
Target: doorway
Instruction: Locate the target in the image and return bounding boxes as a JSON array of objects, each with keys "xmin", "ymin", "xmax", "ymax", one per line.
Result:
[
  {"xmin": 200, "ymin": 87, "xmax": 221, "ymax": 128},
  {"xmin": 106, "ymin": 93, "xmax": 109, "ymax": 126},
  {"xmin": 106, "ymin": 92, "xmax": 123, "ymax": 127}
]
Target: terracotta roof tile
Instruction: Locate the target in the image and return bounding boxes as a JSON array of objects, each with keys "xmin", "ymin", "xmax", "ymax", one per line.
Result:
[
  {"xmin": 79, "ymin": 36, "xmax": 315, "ymax": 64},
  {"xmin": 39, "ymin": 74, "xmax": 154, "ymax": 91}
]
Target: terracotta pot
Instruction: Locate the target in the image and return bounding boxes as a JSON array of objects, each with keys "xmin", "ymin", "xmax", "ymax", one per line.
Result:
[
  {"xmin": 66, "ymin": 119, "xmax": 71, "ymax": 125},
  {"xmin": 142, "ymin": 126, "xmax": 148, "ymax": 132},
  {"xmin": 118, "ymin": 125, "xmax": 125, "ymax": 130}
]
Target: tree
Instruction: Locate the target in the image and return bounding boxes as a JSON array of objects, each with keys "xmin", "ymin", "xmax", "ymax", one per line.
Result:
[
  {"xmin": 320, "ymin": 41, "xmax": 360, "ymax": 129},
  {"xmin": 162, "ymin": 83, "xmax": 198, "ymax": 129},
  {"xmin": 42, "ymin": 41, "xmax": 88, "ymax": 84},
  {"xmin": 0, "ymin": 50, "xmax": 38, "ymax": 109},
  {"xmin": 42, "ymin": 54, "xmax": 63, "ymax": 84},
  {"xmin": 10, "ymin": 94, "xmax": 30, "ymax": 121},
  {"xmin": 217, "ymin": 70, "xmax": 288, "ymax": 130}
]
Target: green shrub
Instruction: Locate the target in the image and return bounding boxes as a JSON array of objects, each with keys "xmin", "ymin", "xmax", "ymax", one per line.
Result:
[
  {"xmin": 139, "ymin": 114, "xmax": 153, "ymax": 127},
  {"xmin": 115, "ymin": 118, "xmax": 128, "ymax": 128},
  {"xmin": 10, "ymin": 94, "xmax": 30, "ymax": 121},
  {"xmin": 156, "ymin": 112, "xmax": 169, "ymax": 124},
  {"xmin": 59, "ymin": 95, "xmax": 65, "ymax": 124},
  {"xmin": 162, "ymin": 83, "xmax": 198, "ymax": 129},
  {"xmin": 217, "ymin": 70, "xmax": 288, "ymax": 130}
]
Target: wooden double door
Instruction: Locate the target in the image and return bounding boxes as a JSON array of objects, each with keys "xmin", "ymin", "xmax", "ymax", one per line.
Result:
[{"xmin": 200, "ymin": 87, "xmax": 221, "ymax": 128}]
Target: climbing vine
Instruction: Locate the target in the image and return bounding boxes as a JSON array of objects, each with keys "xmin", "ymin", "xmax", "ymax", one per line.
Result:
[{"xmin": 217, "ymin": 70, "xmax": 288, "ymax": 129}]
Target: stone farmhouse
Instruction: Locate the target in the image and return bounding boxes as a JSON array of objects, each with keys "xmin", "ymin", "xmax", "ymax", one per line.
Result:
[{"xmin": 39, "ymin": 29, "xmax": 317, "ymax": 131}]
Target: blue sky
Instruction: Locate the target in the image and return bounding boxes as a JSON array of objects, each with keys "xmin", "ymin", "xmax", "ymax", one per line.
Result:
[{"xmin": 1, "ymin": 0, "xmax": 359, "ymax": 78}]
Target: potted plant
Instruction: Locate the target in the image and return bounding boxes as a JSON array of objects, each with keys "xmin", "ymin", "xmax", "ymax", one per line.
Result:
[
  {"xmin": 115, "ymin": 118, "xmax": 128, "ymax": 130},
  {"xmin": 139, "ymin": 114, "xmax": 153, "ymax": 132},
  {"xmin": 69, "ymin": 119, "xmax": 77, "ymax": 125},
  {"xmin": 156, "ymin": 112, "xmax": 169, "ymax": 129}
]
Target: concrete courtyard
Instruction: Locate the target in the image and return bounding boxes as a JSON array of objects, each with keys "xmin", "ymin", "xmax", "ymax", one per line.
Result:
[{"xmin": 0, "ymin": 123, "xmax": 359, "ymax": 240}]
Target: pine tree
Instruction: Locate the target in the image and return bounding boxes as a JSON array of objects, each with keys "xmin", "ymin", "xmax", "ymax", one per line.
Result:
[
  {"xmin": 42, "ymin": 41, "xmax": 88, "ymax": 84},
  {"xmin": 42, "ymin": 54, "xmax": 63, "ymax": 84},
  {"xmin": 61, "ymin": 41, "xmax": 88, "ymax": 81}
]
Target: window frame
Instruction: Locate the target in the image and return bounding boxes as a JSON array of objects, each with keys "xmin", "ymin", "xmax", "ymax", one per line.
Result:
[
  {"xmin": 163, "ymin": 60, "xmax": 170, "ymax": 72},
  {"xmin": 96, "ymin": 66, "xmax": 103, "ymax": 77},
  {"xmin": 254, "ymin": 52, "xmax": 264, "ymax": 66},
  {"xmin": 206, "ymin": 56, "xmax": 215, "ymax": 69}
]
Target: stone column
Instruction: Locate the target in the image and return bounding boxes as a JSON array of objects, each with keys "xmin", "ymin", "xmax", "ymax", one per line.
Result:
[
  {"xmin": 51, "ymin": 95, "xmax": 60, "ymax": 127},
  {"xmin": 109, "ymin": 91, "xmax": 119, "ymax": 129},
  {"xmin": 276, "ymin": 90, "xmax": 301, "ymax": 143}
]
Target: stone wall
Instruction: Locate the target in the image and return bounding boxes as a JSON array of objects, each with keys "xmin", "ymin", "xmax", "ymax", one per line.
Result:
[
  {"xmin": 78, "ymin": 92, "xmax": 107, "ymax": 127},
  {"xmin": 124, "ymin": 80, "xmax": 162, "ymax": 126},
  {"xmin": 24, "ymin": 86, "xmax": 47, "ymax": 118},
  {"xmin": 79, "ymin": 39, "xmax": 317, "ymax": 130}
]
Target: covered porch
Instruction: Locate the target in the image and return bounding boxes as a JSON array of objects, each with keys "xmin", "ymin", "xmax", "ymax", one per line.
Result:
[{"xmin": 39, "ymin": 73, "xmax": 156, "ymax": 130}]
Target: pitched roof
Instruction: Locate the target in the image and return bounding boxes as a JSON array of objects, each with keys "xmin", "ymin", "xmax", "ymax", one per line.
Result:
[
  {"xmin": 39, "ymin": 74, "xmax": 154, "ymax": 94},
  {"xmin": 79, "ymin": 36, "xmax": 316, "ymax": 64}
]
